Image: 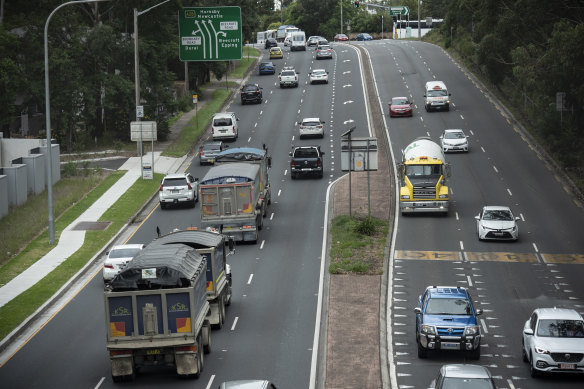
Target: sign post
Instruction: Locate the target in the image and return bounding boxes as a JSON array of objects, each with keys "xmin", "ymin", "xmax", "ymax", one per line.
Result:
[{"xmin": 179, "ymin": 7, "xmax": 242, "ymax": 62}]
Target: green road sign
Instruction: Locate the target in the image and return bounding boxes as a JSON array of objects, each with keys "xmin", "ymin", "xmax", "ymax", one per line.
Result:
[
  {"xmin": 179, "ymin": 7, "xmax": 242, "ymax": 61},
  {"xmin": 390, "ymin": 6, "xmax": 409, "ymax": 16}
]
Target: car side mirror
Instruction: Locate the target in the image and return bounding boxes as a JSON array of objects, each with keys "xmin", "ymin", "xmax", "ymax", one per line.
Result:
[
  {"xmin": 423, "ymin": 94, "xmax": 427, "ymax": 97},
  {"xmin": 289, "ymin": 152, "xmax": 293, "ymax": 157},
  {"xmin": 268, "ymin": 156, "xmax": 272, "ymax": 168},
  {"xmin": 515, "ymin": 217, "xmax": 520, "ymax": 221},
  {"xmin": 475, "ymin": 215, "xmax": 480, "ymax": 220},
  {"xmin": 449, "ymin": 93, "xmax": 452, "ymax": 96},
  {"xmin": 476, "ymin": 308, "xmax": 483, "ymax": 315},
  {"xmin": 321, "ymin": 151, "xmax": 325, "ymax": 155},
  {"xmin": 414, "ymin": 307, "xmax": 422, "ymax": 314},
  {"xmin": 439, "ymin": 135, "xmax": 443, "ymax": 139},
  {"xmin": 524, "ymin": 328, "xmax": 534, "ymax": 336},
  {"xmin": 236, "ymin": 118, "xmax": 240, "ymax": 121}
]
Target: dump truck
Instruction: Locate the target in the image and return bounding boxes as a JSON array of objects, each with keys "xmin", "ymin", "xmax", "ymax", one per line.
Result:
[
  {"xmin": 104, "ymin": 244, "xmax": 211, "ymax": 381},
  {"xmin": 149, "ymin": 229, "xmax": 234, "ymax": 330},
  {"xmin": 399, "ymin": 137, "xmax": 450, "ymax": 214},
  {"xmin": 199, "ymin": 162, "xmax": 266, "ymax": 243}
]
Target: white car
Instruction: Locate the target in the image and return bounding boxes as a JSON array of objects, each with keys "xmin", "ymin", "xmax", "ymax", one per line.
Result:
[
  {"xmin": 103, "ymin": 244, "xmax": 144, "ymax": 282},
  {"xmin": 299, "ymin": 117, "xmax": 325, "ymax": 138},
  {"xmin": 522, "ymin": 308, "xmax": 584, "ymax": 377},
  {"xmin": 309, "ymin": 69, "xmax": 329, "ymax": 84},
  {"xmin": 440, "ymin": 129, "xmax": 469, "ymax": 152},
  {"xmin": 211, "ymin": 112, "xmax": 239, "ymax": 141},
  {"xmin": 475, "ymin": 205, "xmax": 519, "ymax": 241},
  {"xmin": 159, "ymin": 173, "xmax": 199, "ymax": 209}
]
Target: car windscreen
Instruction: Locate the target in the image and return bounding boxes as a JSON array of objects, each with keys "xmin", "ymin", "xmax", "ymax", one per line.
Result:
[
  {"xmin": 294, "ymin": 149, "xmax": 318, "ymax": 158},
  {"xmin": 213, "ymin": 118, "xmax": 232, "ymax": 126},
  {"xmin": 482, "ymin": 210, "xmax": 513, "ymax": 221},
  {"xmin": 162, "ymin": 178, "xmax": 187, "ymax": 187},
  {"xmin": 425, "ymin": 298, "xmax": 472, "ymax": 315},
  {"xmin": 204, "ymin": 144, "xmax": 221, "ymax": 151},
  {"xmin": 313, "ymin": 70, "xmax": 326, "ymax": 76},
  {"xmin": 428, "ymin": 90, "xmax": 447, "ymax": 97},
  {"xmin": 392, "ymin": 98, "xmax": 409, "ymax": 105},
  {"xmin": 444, "ymin": 131, "xmax": 465, "ymax": 139},
  {"xmin": 441, "ymin": 377, "xmax": 495, "ymax": 389},
  {"xmin": 302, "ymin": 121, "xmax": 320, "ymax": 127},
  {"xmin": 109, "ymin": 248, "xmax": 141, "ymax": 258},
  {"xmin": 318, "ymin": 45, "xmax": 331, "ymax": 50},
  {"xmin": 242, "ymin": 86, "xmax": 257, "ymax": 91},
  {"xmin": 537, "ymin": 319, "xmax": 584, "ymax": 337}
]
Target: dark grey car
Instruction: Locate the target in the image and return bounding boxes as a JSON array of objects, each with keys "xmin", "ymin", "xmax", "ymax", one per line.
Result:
[{"xmin": 199, "ymin": 141, "xmax": 227, "ymax": 165}]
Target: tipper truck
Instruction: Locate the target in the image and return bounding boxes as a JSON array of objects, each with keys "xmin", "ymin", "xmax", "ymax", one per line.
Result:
[
  {"xmin": 104, "ymin": 244, "xmax": 211, "ymax": 381},
  {"xmin": 399, "ymin": 137, "xmax": 450, "ymax": 214},
  {"xmin": 199, "ymin": 162, "xmax": 266, "ymax": 243},
  {"xmin": 149, "ymin": 229, "xmax": 234, "ymax": 329}
]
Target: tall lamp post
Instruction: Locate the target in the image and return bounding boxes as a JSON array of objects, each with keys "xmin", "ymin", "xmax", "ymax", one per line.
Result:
[{"xmin": 44, "ymin": 0, "xmax": 111, "ymax": 245}]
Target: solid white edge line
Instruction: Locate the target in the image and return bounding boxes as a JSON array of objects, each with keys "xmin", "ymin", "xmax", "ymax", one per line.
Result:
[
  {"xmin": 247, "ymin": 274, "xmax": 253, "ymax": 285},
  {"xmin": 309, "ymin": 175, "xmax": 343, "ymax": 389},
  {"xmin": 205, "ymin": 375, "xmax": 216, "ymax": 389},
  {"xmin": 94, "ymin": 377, "xmax": 106, "ymax": 389},
  {"xmin": 231, "ymin": 316, "xmax": 239, "ymax": 331}
]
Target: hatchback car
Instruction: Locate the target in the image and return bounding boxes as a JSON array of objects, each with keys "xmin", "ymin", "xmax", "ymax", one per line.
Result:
[
  {"xmin": 306, "ymin": 35, "xmax": 322, "ymax": 46},
  {"xmin": 356, "ymin": 33, "xmax": 373, "ymax": 41},
  {"xmin": 523, "ymin": 307, "xmax": 584, "ymax": 377},
  {"xmin": 433, "ymin": 364, "xmax": 496, "ymax": 389},
  {"xmin": 269, "ymin": 47, "xmax": 283, "ymax": 59},
  {"xmin": 389, "ymin": 96, "xmax": 413, "ymax": 117},
  {"xmin": 199, "ymin": 141, "xmax": 227, "ymax": 165},
  {"xmin": 159, "ymin": 173, "xmax": 199, "ymax": 209},
  {"xmin": 258, "ymin": 61, "xmax": 275, "ymax": 75},
  {"xmin": 316, "ymin": 45, "xmax": 333, "ymax": 59},
  {"xmin": 309, "ymin": 69, "xmax": 329, "ymax": 84},
  {"xmin": 218, "ymin": 380, "xmax": 278, "ymax": 389},
  {"xmin": 475, "ymin": 205, "xmax": 519, "ymax": 241},
  {"xmin": 334, "ymin": 33, "xmax": 349, "ymax": 41},
  {"xmin": 103, "ymin": 244, "xmax": 144, "ymax": 282},
  {"xmin": 264, "ymin": 38, "xmax": 277, "ymax": 49},
  {"xmin": 316, "ymin": 38, "xmax": 329, "ymax": 47},
  {"xmin": 440, "ymin": 129, "xmax": 469, "ymax": 152},
  {"xmin": 240, "ymin": 84, "xmax": 263, "ymax": 104},
  {"xmin": 299, "ymin": 117, "xmax": 325, "ymax": 138}
]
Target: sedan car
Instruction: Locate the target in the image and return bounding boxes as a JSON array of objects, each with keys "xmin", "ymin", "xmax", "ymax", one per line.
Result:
[
  {"xmin": 356, "ymin": 33, "xmax": 373, "ymax": 41},
  {"xmin": 299, "ymin": 117, "xmax": 325, "ymax": 138},
  {"xmin": 309, "ymin": 69, "xmax": 329, "ymax": 84},
  {"xmin": 199, "ymin": 141, "xmax": 227, "ymax": 165},
  {"xmin": 334, "ymin": 33, "xmax": 349, "ymax": 41},
  {"xmin": 316, "ymin": 45, "xmax": 333, "ymax": 59},
  {"xmin": 475, "ymin": 205, "xmax": 519, "ymax": 241},
  {"xmin": 389, "ymin": 96, "xmax": 413, "ymax": 117},
  {"xmin": 159, "ymin": 173, "xmax": 198, "ymax": 209},
  {"xmin": 269, "ymin": 46, "xmax": 283, "ymax": 59},
  {"xmin": 240, "ymin": 84, "xmax": 263, "ymax": 104},
  {"xmin": 523, "ymin": 308, "xmax": 584, "ymax": 377},
  {"xmin": 433, "ymin": 364, "xmax": 496, "ymax": 389},
  {"xmin": 440, "ymin": 129, "xmax": 469, "ymax": 152},
  {"xmin": 219, "ymin": 380, "xmax": 278, "ymax": 389},
  {"xmin": 306, "ymin": 35, "xmax": 321, "ymax": 46},
  {"xmin": 259, "ymin": 61, "xmax": 275, "ymax": 75},
  {"xmin": 264, "ymin": 38, "xmax": 277, "ymax": 49},
  {"xmin": 103, "ymin": 244, "xmax": 144, "ymax": 282}
]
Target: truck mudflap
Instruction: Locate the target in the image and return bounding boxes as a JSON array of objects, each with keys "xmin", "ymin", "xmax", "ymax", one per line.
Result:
[
  {"xmin": 400, "ymin": 201, "xmax": 449, "ymax": 214},
  {"xmin": 110, "ymin": 356, "xmax": 134, "ymax": 379}
]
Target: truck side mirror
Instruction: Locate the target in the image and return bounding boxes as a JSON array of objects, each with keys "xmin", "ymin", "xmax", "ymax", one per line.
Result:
[{"xmin": 268, "ymin": 156, "xmax": 272, "ymax": 168}]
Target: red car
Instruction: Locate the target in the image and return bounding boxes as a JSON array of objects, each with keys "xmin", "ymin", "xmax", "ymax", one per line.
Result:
[
  {"xmin": 334, "ymin": 33, "xmax": 349, "ymax": 42},
  {"xmin": 389, "ymin": 97, "xmax": 413, "ymax": 117}
]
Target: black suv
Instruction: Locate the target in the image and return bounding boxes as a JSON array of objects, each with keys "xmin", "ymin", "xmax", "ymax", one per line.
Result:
[
  {"xmin": 240, "ymin": 84, "xmax": 263, "ymax": 105},
  {"xmin": 264, "ymin": 38, "xmax": 277, "ymax": 49},
  {"xmin": 289, "ymin": 146, "xmax": 325, "ymax": 179}
]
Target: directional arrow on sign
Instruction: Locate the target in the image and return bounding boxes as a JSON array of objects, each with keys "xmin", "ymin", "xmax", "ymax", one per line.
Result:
[{"xmin": 390, "ymin": 6, "xmax": 409, "ymax": 16}]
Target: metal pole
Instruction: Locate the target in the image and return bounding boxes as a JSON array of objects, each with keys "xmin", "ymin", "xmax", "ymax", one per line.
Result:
[
  {"xmin": 44, "ymin": 0, "xmax": 110, "ymax": 245},
  {"xmin": 381, "ymin": 15, "xmax": 383, "ymax": 39},
  {"xmin": 367, "ymin": 138, "xmax": 371, "ymax": 218},
  {"xmin": 134, "ymin": 8, "xmax": 143, "ymax": 179},
  {"xmin": 417, "ymin": 0, "xmax": 421, "ymax": 39},
  {"xmin": 340, "ymin": 0, "xmax": 343, "ymax": 35},
  {"xmin": 348, "ymin": 131, "xmax": 352, "ymax": 217}
]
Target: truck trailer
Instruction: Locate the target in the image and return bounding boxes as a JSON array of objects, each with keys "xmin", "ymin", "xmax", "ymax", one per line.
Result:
[
  {"xmin": 399, "ymin": 137, "xmax": 450, "ymax": 214},
  {"xmin": 104, "ymin": 244, "xmax": 211, "ymax": 381},
  {"xmin": 149, "ymin": 229, "xmax": 234, "ymax": 329}
]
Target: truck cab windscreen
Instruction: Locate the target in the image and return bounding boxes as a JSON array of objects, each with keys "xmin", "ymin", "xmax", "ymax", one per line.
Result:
[{"xmin": 405, "ymin": 164, "xmax": 442, "ymax": 177}]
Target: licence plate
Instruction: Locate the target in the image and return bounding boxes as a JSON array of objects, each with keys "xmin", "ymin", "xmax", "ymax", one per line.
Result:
[
  {"xmin": 146, "ymin": 349, "xmax": 161, "ymax": 355},
  {"xmin": 493, "ymin": 232, "xmax": 504, "ymax": 236},
  {"xmin": 208, "ymin": 159, "xmax": 214, "ymax": 163},
  {"xmin": 560, "ymin": 363, "xmax": 576, "ymax": 370},
  {"xmin": 441, "ymin": 342, "xmax": 460, "ymax": 350}
]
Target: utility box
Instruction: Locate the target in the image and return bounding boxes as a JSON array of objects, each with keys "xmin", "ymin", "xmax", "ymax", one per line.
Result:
[
  {"xmin": 341, "ymin": 137, "xmax": 378, "ymax": 171},
  {"xmin": 0, "ymin": 165, "xmax": 28, "ymax": 207}
]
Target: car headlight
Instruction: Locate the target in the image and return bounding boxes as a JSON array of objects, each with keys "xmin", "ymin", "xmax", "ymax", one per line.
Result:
[
  {"xmin": 535, "ymin": 346, "xmax": 550, "ymax": 354},
  {"xmin": 464, "ymin": 326, "xmax": 479, "ymax": 335},
  {"xmin": 421, "ymin": 324, "xmax": 436, "ymax": 335}
]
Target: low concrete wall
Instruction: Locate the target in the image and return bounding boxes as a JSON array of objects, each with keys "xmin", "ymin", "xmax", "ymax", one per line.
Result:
[{"xmin": 0, "ymin": 175, "xmax": 8, "ymax": 219}]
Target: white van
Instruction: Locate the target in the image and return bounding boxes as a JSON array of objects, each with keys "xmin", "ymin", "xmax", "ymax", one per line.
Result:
[
  {"xmin": 290, "ymin": 31, "xmax": 306, "ymax": 51},
  {"xmin": 211, "ymin": 112, "xmax": 239, "ymax": 141},
  {"xmin": 424, "ymin": 81, "xmax": 451, "ymax": 111}
]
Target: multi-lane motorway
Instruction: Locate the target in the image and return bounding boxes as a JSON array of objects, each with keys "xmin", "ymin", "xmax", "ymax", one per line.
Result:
[{"xmin": 1, "ymin": 39, "xmax": 584, "ymax": 389}]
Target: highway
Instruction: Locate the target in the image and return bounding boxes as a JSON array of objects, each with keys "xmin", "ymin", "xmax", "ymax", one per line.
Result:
[{"xmin": 1, "ymin": 39, "xmax": 584, "ymax": 389}]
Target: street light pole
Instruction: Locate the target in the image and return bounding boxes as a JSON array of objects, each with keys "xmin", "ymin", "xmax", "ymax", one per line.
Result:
[{"xmin": 44, "ymin": 0, "xmax": 110, "ymax": 245}]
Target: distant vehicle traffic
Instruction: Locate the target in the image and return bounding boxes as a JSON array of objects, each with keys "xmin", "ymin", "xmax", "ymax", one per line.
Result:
[
  {"xmin": 334, "ymin": 33, "xmax": 349, "ymax": 41},
  {"xmin": 309, "ymin": 69, "xmax": 329, "ymax": 84},
  {"xmin": 159, "ymin": 173, "xmax": 198, "ymax": 209},
  {"xmin": 306, "ymin": 35, "xmax": 323, "ymax": 46},
  {"xmin": 389, "ymin": 96, "xmax": 413, "ymax": 117},
  {"xmin": 356, "ymin": 33, "xmax": 373, "ymax": 41},
  {"xmin": 240, "ymin": 84, "xmax": 263, "ymax": 105},
  {"xmin": 299, "ymin": 118, "xmax": 325, "ymax": 138},
  {"xmin": 414, "ymin": 286, "xmax": 483, "ymax": 359},
  {"xmin": 103, "ymin": 244, "xmax": 144, "ymax": 282},
  {"xmin": 433, "ymin": 364, "xmax": 496, "ymax": 389},
  {"xmin": 199, "ymin": 141, "xmax": 227, "ymax": 165},
  {"xmin": 259, "ymin": 61, "xmax": 275, "ymax": 75},
  {"xmin": 440, "ymin": 129, "xmax": 469, "ymax": 152},
  {"xmin": 475, "ymin": 205, "xmax": 520, "ymax": 241},
  {"xmin": 522, "ymin": 307, "xmax": 584, "ymax": 377}
]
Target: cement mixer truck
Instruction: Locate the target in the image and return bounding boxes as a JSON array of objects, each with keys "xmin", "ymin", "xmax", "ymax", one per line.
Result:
[{"xmin": 399, "ymin": 137, "xmax": 450, "ymax": 215}]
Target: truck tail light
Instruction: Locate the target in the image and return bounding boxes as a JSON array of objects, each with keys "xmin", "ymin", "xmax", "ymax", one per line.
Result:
[
  {"xmin": 110, "ymin": 350, "xmax": 132, "ymax": 357},
  {"xmin": 176, "ymin": 345, "xmax": 197, "ymax": 353}
]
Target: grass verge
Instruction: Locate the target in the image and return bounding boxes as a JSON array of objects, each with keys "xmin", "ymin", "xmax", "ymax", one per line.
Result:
[
  {"xmin": 0, "ymin": 172, "xmax": 162, "ymax": 340},
  {"xmin": 329, "ymin": 215, "xmax": 388, "ymax": 275}
]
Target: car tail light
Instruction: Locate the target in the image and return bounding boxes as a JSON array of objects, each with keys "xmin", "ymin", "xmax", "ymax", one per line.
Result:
[
  {"xmin": 187, "ymin": 183, "xmax": 192, "ymax": 190},
  {"xmin": 200, "ymin": 148, "xmax": 205, "ymax": 156},
  {"xmin": 317, "ymin": 125, "xmax": 323, "ymax": 129},
  {"xmin": 233, "ymin": 125, "xmax": 236, "ymax": 131},
  {"xmin": 317, "ymin": 159, "xmax": 321, "ymax": 167},
  {"xmin": 159, "ymin": 185, "xmax": 163, "ymax": 192},
  {"xmin": 291, "ymin": 160, "xmax": 295, "ymax": 167},
  {"xmin": 104, "ymin": 263, "xmax": 114, "ymax": 269}
]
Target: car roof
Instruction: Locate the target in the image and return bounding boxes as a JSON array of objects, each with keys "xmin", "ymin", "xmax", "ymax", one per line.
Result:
[
  {"xmin": 213, "ymin": 112, "xmax": 235, "ymax": 118},
  {"xmin": 302, "ymin": 117, "xmax": 321, "ymax": 122},
  {"xmin": 219, "ymin": 380, "xmax": 271, "ymax": 389},
  {"xmin": 482, "ymin": 205, "xmax": 511, "ymax": 211},
  {"xmin": 392, "ymin": 96, "xmax": 409, "ymax": 101},
  {"xmin": 440, "ymin": 364, "xmax": 492, "ymax": 379},
  {"xmin": 534, "ymin": 307, "xmax": 583, "ymax": 320},
  {"xmin": 110, "ymin": 244, "xmax": 144, "ymax": 251},
  {"xmin": 426, "ymin": 286, "xmax": 468, "ymax": 299},
  {"xmin": 202, "ymin": 141, "xmax": 222, "ymax": 147},
  {"xmin": 270, "ymin": 47, "xmax": 281, "ymax": 51},
  {"xmin": 312, "ymin": 69, "xmax": 326, "ymax": 72},
  {"xmin": 163, "ymin": 173, "xmax": 190, "ymax": 179},
  {"xmin": 444, "ymin": 128, "xmax": 464, "ymax": 133}
]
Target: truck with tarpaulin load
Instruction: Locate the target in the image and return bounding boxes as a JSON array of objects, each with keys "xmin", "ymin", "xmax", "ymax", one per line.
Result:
[
  {"xmin": 148, "ymin": 229, "xmax": 234, "ymax": 330},
  {"xmin": 104, "ymin": 244, "xmax": 211, "ymax": 381},
  {"xmin": 199, "ymin": 162, "xmax": 265, "ymax": 243},
  {"xmin": 399, "ymin": 137, "xmax": 450, "ymax": 215}
]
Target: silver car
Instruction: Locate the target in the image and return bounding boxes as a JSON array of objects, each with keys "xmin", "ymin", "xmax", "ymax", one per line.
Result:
[
  {"xmin": 523, "ymin": 308, "xmax": 584, "ymax": 377},
  {"xmin": 440, "ymin": 129, "xmax": 469, "ymax": 152},
  {"xmin": 299, "ymin": 117, "xmax": 325, "ymax": 138},
  {"xmin": 159, "ymin": 173, "xmax": 198, "ymax": 209},
  {"xmin": 218, "ymin": 380, "xmax": 277, "ymax": 389},
  {"xmin": 199, "ymin": 141, "xmax": 226, "ymax": 165},
  {"xmin": 433, "ymin": 364, "xmax": 496, "ymax": 389},
  {"xmin": 316, "ymin": 44, "xmax": 333, "ymax": 59},
  {"xmin": 475, "ymin": 205, "xmax": 519, "ymax": 241},
  {"xmin": 309, "ymin": 69, "xmax": 329, "ymax": 84}
]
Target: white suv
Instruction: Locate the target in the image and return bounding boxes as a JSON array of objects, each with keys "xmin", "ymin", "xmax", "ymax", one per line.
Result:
[
  {"xmin": 212, "ymin": 112, "xmax": 239, "ymax": 141},
  {"xmin": 279, "ymin": 67, "xmax": 299, "ymax": 88},
  {"xmin": 299, "ymin": 117, "xmax": 325, "ymax": 138},
  {"xmin": 103, "ymin": 244, "xmax": 144, "ymax": 282},
  {"xmin": 159, "ymin": 173, "xmax": 198, "ymax": 209}
]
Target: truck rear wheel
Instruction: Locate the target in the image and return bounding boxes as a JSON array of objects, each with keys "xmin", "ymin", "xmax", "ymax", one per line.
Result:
[
  {"xmin": 212, "ymin": 297, "xmax": 225, "ymax": 330},
  {"xmin": 203, "ymin": 321, "xmax": 212, "ymax": 354}
]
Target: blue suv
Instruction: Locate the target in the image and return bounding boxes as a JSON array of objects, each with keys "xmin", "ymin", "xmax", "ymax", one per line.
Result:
[{"xmin": 414, "ymin": 286, "xmax": 483, "ymax": 359}]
